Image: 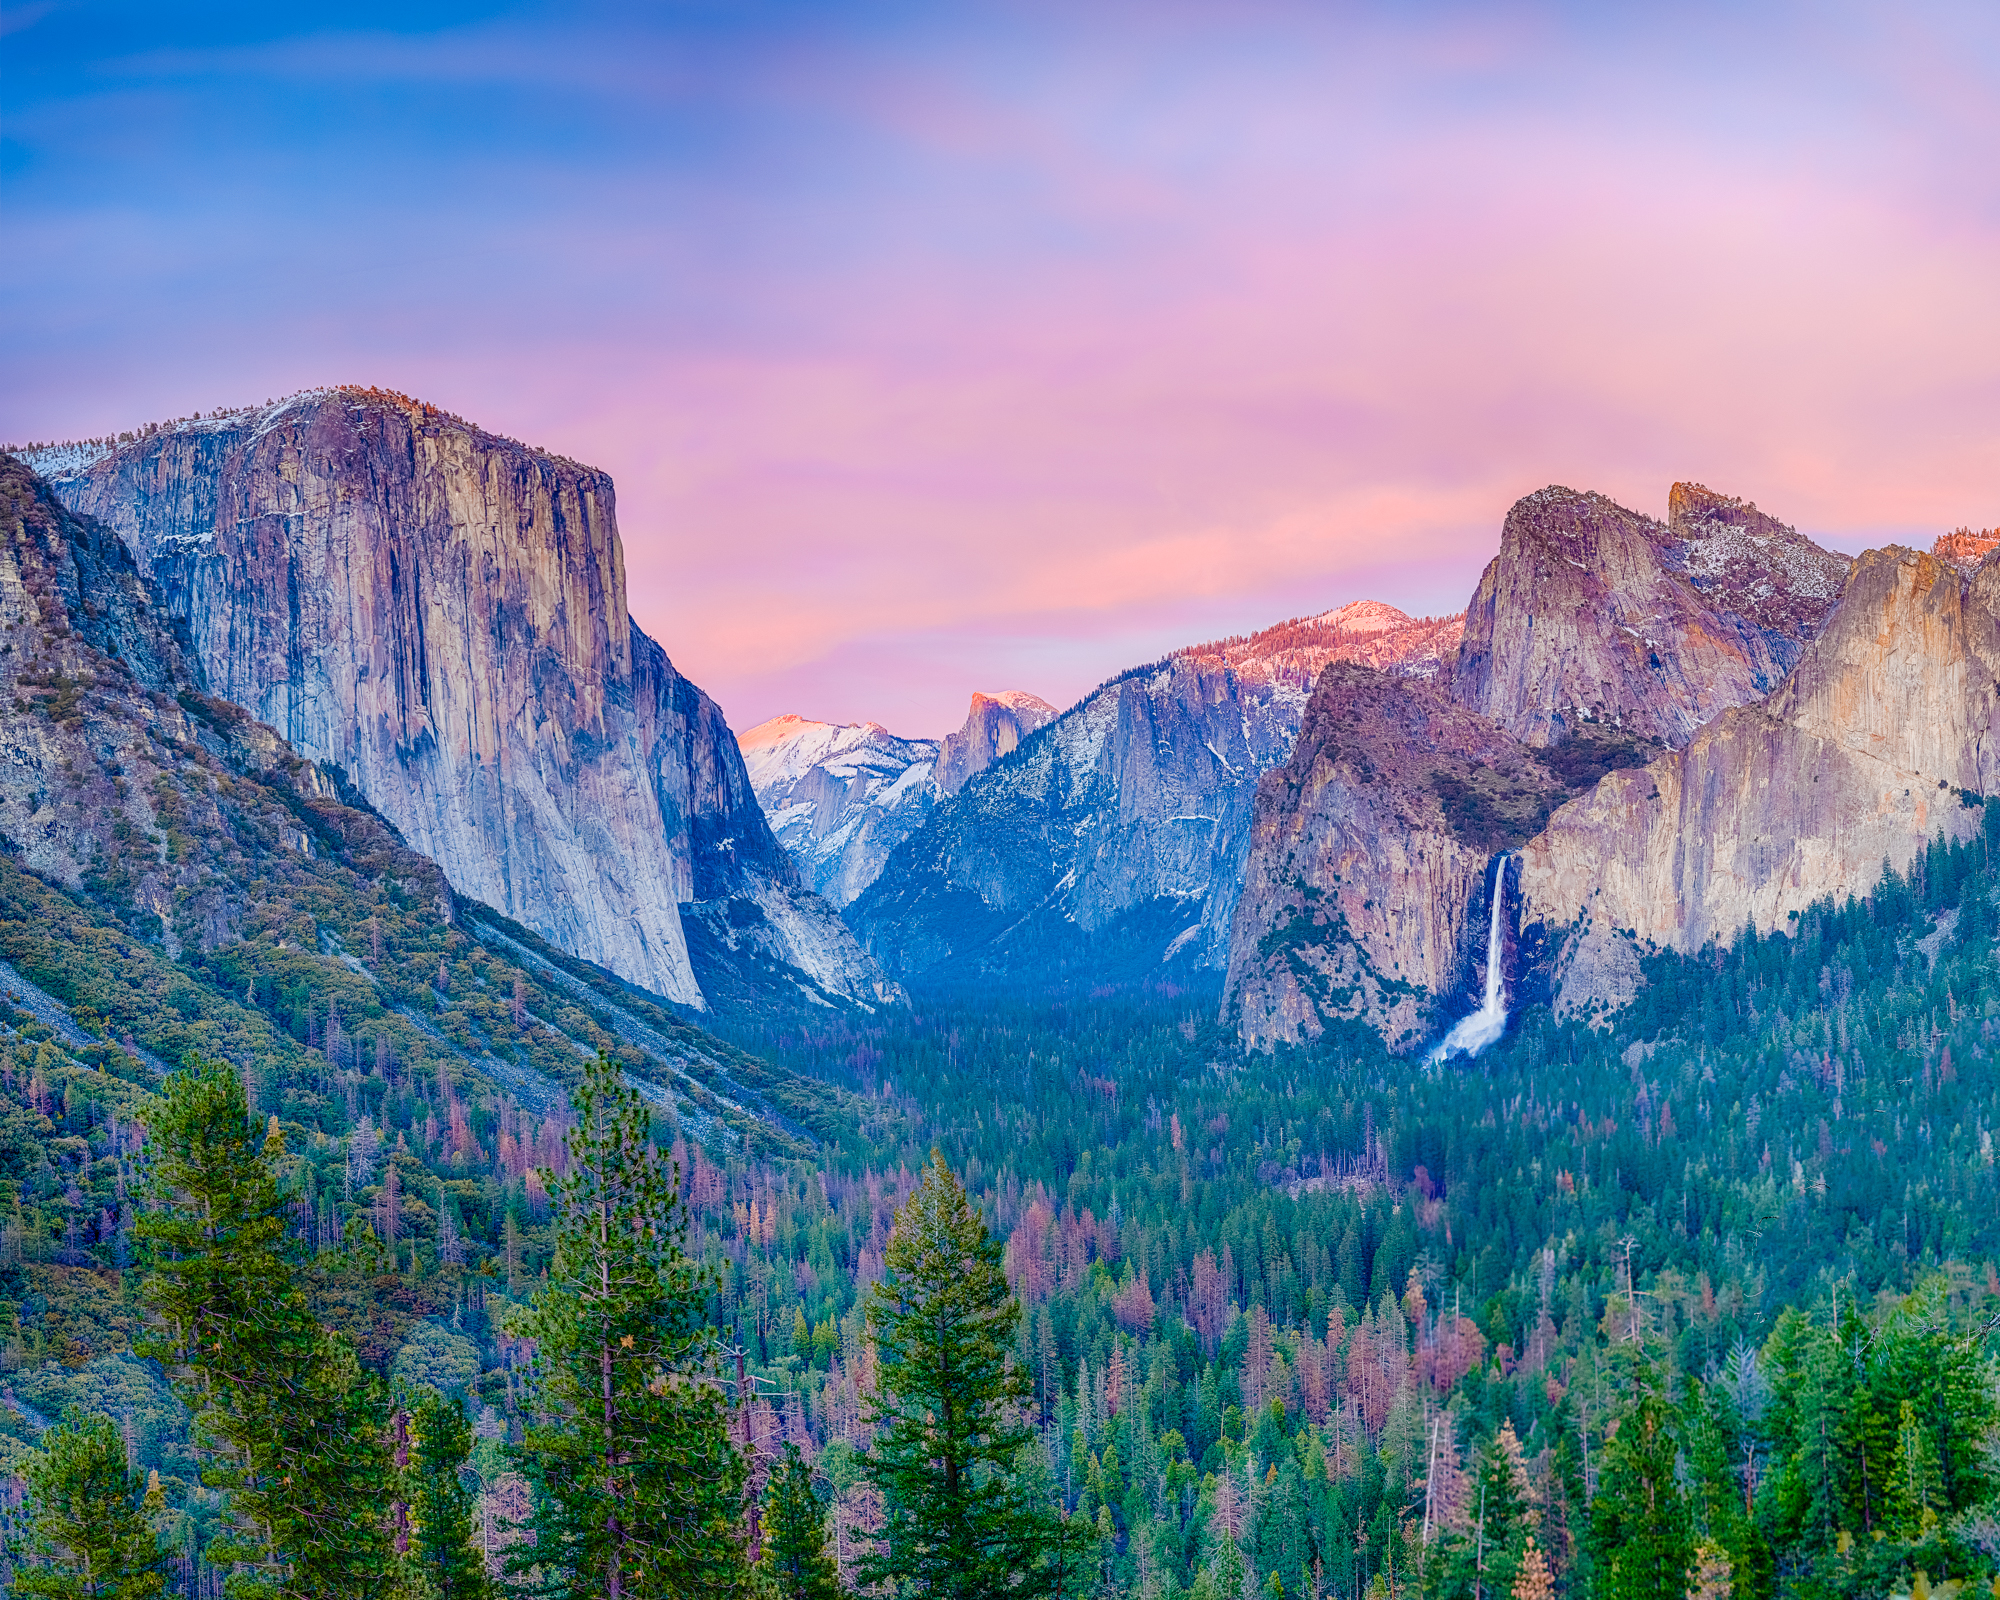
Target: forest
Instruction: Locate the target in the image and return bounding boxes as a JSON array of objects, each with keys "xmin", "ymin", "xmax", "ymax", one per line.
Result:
[{"xmin": 5, "ymin": 800, "xmax": 2000, "ymax": 1597}]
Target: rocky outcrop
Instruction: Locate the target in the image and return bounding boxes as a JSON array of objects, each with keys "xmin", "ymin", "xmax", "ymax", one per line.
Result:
[
  {"xmin": 849, "ymin": 603, "xmax": 1462, "ymax": 987},
  {"xmin": 1222, "ymin": 665, "xmax": 1568, "ymax": 1051},
  {"xmin": 739, "ymin": 715, "xmax": 941, "ymax": 906},
  {"xmin": 1518, "ymin": 546, "xmax": 2000, "ymax": 1016},
  {"xmin": 23, "ymin": 390, "xmax": 892, "ymax": 1011},
  {"xmin": 934, "ymin": 692, "xmax": 1058, "ymax": 796},
  {"xmin": 1933, "ymin": 526, "xmax": 2000, "ymax": 573},
  {"xmin": 1449, "ymin": 484, "xmax": 1848, "ymax": 748}
]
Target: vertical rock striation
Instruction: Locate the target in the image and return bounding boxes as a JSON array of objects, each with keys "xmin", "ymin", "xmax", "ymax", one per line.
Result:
[
  {"xmin": 849, "ymin": 604, "xmax": 1463, "ymax": 987},
  {"xmin": 1518, "ymin": 546, "xmax": 2000, "ymax": 1016},
  {"xmin": 1449, "ymin": 484, "xmax": 1848, "ymax": 748},
  {"xmin": 25, "ymin": 389, "xmax": 890, "ymax": 1010}
]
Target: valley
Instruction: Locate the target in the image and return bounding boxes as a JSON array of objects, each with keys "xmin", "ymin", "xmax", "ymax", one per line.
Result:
[{"xmin": 2, "ymin": 396, "xmax": 1998, "ymax": 1599}]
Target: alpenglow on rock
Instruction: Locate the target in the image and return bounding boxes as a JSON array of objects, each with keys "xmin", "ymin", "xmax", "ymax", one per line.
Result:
[
  {"xmin": 1224, "ymin": 483, "xmax": 1854, "ymax": 1050},
  {"xmin": 1517, "ymin": 545, "xmax": 2000, "ymax": 1017},
  {"xmin": 1449, "ymin": 483, "xmax": 1849, "ymax": 748},
  {"xmin": 739, "ymin": 716, "xmax": 941, "ymax": 907},
  {"xmin": 849, "ymin": 604, "xmax": 1463, "ymax": 988},
  {"xmin": 1222, "ymin": 664, "xmax": 1567, "ymax": 1053},
  {"xmin": 934, "ymin": 691, "xmax": 1058, "ymax": 796},
  {"xmin": 21, "ymin": 388, "xmax": 893, "ymax": 1011},
  {"xmin": 739, "ymin": 690, "xmax": 1058, "ymax": 908}
]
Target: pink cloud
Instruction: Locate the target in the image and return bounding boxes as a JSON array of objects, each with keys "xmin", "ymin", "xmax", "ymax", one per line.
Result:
[{"xmin": 6, "ymin": 4, "xmax": 1999, "ymax": 738}]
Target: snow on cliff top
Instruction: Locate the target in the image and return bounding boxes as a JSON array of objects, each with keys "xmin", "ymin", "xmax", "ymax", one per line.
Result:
[
  {"xmin": 739, "ymin": 715, "xmax": 937, "ymax": 793},
  {"xmin": 6, "ymin": 385, "xmax": 600, "ymax": 481}
]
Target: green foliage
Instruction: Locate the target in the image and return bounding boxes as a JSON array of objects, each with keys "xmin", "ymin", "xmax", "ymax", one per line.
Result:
[
  {"xmin": 758, "ymin": 1441, "xmax": 843, "ymax": 1600},
  {"xmin": 136, "ymin": 1055, "xmax": 392, "ymax": 1597},
  {"xmin": 861, "ymin": 1151, "xmax": 1062, "ymax": 1600},
  {"xmin": 508, "ymin": 1051, "xmax": 746, "ymax": 1598},
  {"xmin": 391, "ymin": 1324, "xmax": 481, "ymax": 1397},
  {"xmin": 9, "ymin": 1407, "xmax": 167, "ymax": 1598},
  {"xmin": 404, "ymin": 1387, "xmax": 488, "ymax": 1600},
  {"xmin": 1588, "ymin": 1390, "xmax": 1692, "ymax": 1600}
]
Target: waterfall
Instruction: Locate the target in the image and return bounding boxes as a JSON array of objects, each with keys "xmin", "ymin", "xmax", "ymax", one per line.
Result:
[{"xmin": 1431, "ymin": 855, "xmax": 1511, "ymax": 1062}]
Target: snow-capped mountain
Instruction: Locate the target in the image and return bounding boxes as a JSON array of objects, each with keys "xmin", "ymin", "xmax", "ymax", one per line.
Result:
[
  {"xmin": 739, "ymin": 717, "xmax": 942, "ymax": 906},
  {"xmin": 740, "ymin": 691, "xmax": 1057, "ymax": 906}
]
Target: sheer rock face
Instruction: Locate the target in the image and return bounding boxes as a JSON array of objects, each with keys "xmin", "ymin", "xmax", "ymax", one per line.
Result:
[
  {"xmin": 849, "ymin": 604, "xmax": 1463, "ymax": 986},
  {"xmin": 934, "ymin": 691, "xmax": 1058, "ymax": 796},
  {"xmin": 26, "ymin": 390, "xmax": 891, "ymax": 1010},
  {"xmin": 1519, "ymin": 547, "xmax": 2000, "ymax": 1016},
  {"xmin": 739, "ymin": 715, "xmax": 941, "ymax": 907},
  {"xmin": 1449, "ymin": 485, "xmax": 1849, "ymax": 748},
  {"xmin": 1222, "ymin": 664, "xmax": 1566, "ymax": 1052}
]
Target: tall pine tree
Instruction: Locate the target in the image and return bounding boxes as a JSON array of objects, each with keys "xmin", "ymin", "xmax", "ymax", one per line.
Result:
[
  {"xmin": 509, "ymin": 1051, "xmax": 745, "ymax": 1598},
  {"xmin": 861, "ymin": 1151, "xmax": 1063, "ymax": 1600},
  {"xmin": 406, "ymin": 1387, "xmax": 489, "ymax": 1600},
  {"xmin": 758, "ymin": 1442, "xmax": 843, "ymax": 1600},
  {"xmin": 1586, "ymin": 1392, "xmax": 1691, "ymax": 1600},
  {"xmin": 138, "ymin": 1055, "xmax": 392, "ymax": 1598},
  {"xmin": 10, "ymin": 1408, "xmax": 167, "ymax": 1599}
]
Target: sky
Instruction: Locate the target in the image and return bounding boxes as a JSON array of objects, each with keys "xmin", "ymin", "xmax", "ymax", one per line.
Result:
[{"xmin": 4, "ymin": 2, "xmax": 1998, "ymax": 738}]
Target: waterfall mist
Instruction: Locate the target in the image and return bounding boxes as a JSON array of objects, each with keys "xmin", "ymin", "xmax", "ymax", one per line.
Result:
[{"xmin": 1431, "ymin": 855, "xmax": 1511, "ymax": 1062}]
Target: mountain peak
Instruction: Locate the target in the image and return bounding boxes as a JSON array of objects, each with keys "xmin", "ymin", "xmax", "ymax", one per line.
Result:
[
  {"xmin": 936, "ymin": 691, "xmax": 1058, "ymax": 796},
  {"xmin": 1315, "ymin": 599, "xmax": 1416, "ymax": 635}
]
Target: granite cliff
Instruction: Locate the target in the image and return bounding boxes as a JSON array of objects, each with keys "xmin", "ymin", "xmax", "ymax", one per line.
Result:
[
  {"xmin": 934, "ymin": 691, "xmax": 1058, "ymax": 796},
  {"xmin": 1228, "ymin": 483, "xmax": 1861, "ymax": 1050},
  {"xmin": 1449, "ymin": 483, "xmax": 1849, "ymax": 747},
  {"xmin": 1518, "ymin": 545, "xmax": 2000, "ymax": 1016},
  {"xmin": 849, "ymin": 603, "xmax": 1462, "ymax": 987},
  {"xmin": 1221, "ymin": 665, "xmax": 1568, "ymax": 1051},
  {"xmin": 23, "ymin": 390, "xmax": 892, "ymax": 1012},
  {"xmin": 739, "ymin": 689, "xmax": 1056, "ymax": 909},
  {"xmin": 0, "ymin": 452, "xmax": 839, "ymax": 1148}
]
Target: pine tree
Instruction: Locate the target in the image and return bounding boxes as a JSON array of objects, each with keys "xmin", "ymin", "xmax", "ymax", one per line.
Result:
[
  {"xmin": 1887, "ymin": 1400, "xmax": 1943, "ymax": 1541},
  {"xmin": 407, "ymin": 1387, "xmax": 489, "ymax": 1600},
  {"xmin": 1586, "ymin": 1393, "xmax": 1692, "ymax": 1600},
  {"xmin": 1682, "ymin": 1539, "xmax": 1732, "ymax": 1600},
  {"xmin": 758, "ymin": 1442, "xmax": 842, "ymax": 1600},
  {"xmin": 137, "ymin": 1054, "xmax": 393, "ymax": 1597},
  {"xmin": 509, "ymin": 1051, "xmax": 746, "ymax": 1598},
  {"xmin": 1476, "ymin": 1420, "xmax": 1538, "ymax": 1597},
  {"xmin": 1509, "ymin": 1537, "xmax": 1554, "ymax": 1600},
  {"xmin": 860, "ymin": 1151, "xmax": 1063, "ymax": 1599},
  {"xmin": 10, "ymin": 1408, "xmax": 167, "ymax": 1599}
]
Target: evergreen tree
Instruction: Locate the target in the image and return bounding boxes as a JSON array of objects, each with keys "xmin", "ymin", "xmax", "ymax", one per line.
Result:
[
  {"xmin": 509, "ymin": 1051, "xmax": 746, "ymax": 1598},
  {"xmin": 10, "ymin": 1408, "xmax": 167, "ymax": 1599},
  {"xmin": 1474, "ymin": 1421, "xmax": 1537, "ymax": 1598},
  {"xmin": 758, "ymin": 1442, "xmax": 842, "ymax": 1600},
  {"xmin": 860, "ymin": 1151, "xmax": 1060, "ymax": 1599},
  {"xmin": 137, "ymin": 1055, "xmax": 392, "ymax": 1597},
  {"xmin": 1586, "ymin": 1393, "xmax": 1691, "ymax": 1600},
  {"xmin": 1887, "ymin": 1400, "xmax": 1944, "ymax": 1541},
  {"xmin": 407, "ymin": 1387, "xmax": 488, "ymax": 1600}
]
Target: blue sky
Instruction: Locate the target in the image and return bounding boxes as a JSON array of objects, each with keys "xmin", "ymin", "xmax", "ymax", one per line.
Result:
[{"xmin": 6, "ymin": 1, "xmax": 1998, "ymax": 733}]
